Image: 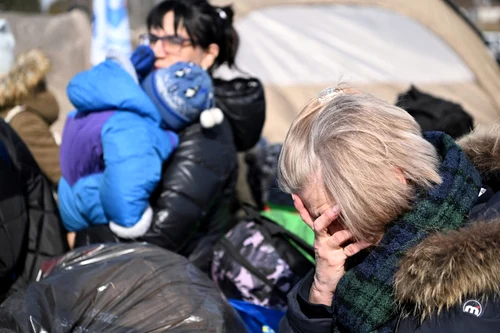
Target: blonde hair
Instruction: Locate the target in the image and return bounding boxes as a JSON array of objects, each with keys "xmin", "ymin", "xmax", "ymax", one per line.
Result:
[{"xmin": 278, "ymin": 88, "xmax": 442, "ymax": 241}]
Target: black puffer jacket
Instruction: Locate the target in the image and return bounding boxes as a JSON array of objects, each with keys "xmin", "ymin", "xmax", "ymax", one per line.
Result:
[
  {"xmin": 0, "ymin": 120, "xmax": 68, "ymax": 302},
  {"xmin": 75, "ymin": 77, "xmax": 266, "ymax": 273},
  {"xmin": 143, "ymin": 77, "xmax": 265, "ymax": 272}
]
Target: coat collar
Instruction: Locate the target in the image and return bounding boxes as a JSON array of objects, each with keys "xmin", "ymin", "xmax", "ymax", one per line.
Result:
[{"xmin": 394, "ymin": 128, "xmax": 500, "ymax": 319}]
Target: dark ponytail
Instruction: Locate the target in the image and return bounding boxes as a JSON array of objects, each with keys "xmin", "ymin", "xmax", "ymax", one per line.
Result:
[
  {"xmin": 147, "ymin": 0, "xmax": 239, "ymax": 71},
  {"xmin": 213, "ymin": 5, "xmax": 239, "ymax": 68}
]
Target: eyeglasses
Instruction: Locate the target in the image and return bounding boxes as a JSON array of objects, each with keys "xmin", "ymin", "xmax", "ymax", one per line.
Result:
[{"xmin": 139, "ymin": 33, "xmax": 193, "ymax": 54}]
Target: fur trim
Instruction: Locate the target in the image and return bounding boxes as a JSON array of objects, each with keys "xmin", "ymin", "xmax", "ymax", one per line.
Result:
[
  {"xmin": 394, "ymin": 219, "xmax": 500, "ymax": 319},
  {"xmin": 458, "ymin": 126, "xmax": 500, "ymax": 190},
  {"xmin": 109, "ymin": 206, "xmax": 153, "ymax": 239},
  {"xmin": 0, "ymin": 49, "xmax": 50, "ymax": 107}
]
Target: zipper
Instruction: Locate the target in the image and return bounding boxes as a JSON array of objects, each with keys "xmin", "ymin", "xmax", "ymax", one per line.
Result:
[{"xmin": 219, "ymin": 238, "xmax": 288, "ymax": 301}]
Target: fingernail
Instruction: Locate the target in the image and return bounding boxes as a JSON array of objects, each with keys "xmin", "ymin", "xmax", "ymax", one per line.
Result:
[{"xmin": 332, "ymin": 205, "xmax": 340, "ymax": 214}]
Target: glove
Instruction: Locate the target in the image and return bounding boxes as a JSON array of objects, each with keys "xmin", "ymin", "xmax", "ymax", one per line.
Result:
[{"xmin": 130, "ymin": 45, "xmax": 155, "ymax": 82}]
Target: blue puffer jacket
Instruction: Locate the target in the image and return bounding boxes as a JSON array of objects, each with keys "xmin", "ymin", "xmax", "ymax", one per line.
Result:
[{"xmin": 58, "ymin": 59, "xmax": 178, "ymax": 238}]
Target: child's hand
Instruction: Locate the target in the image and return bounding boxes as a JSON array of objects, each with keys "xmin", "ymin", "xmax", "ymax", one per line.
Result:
[
  {"xmin": 131, "ymin": 45, "xmax": 155, "ymax": 82},
  {"xmin": 67, "ymin": 232, "xmax": 76, "ymax": 249}
]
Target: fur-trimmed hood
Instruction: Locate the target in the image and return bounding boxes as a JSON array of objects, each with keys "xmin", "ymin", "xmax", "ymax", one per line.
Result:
[
  {"xmin": 458, "ymin": 126, "xmax": 500, "ymax": 191},
  {"xmin": 0, "ymin": 49, "xmax": 50, "ymax": 107},
  {"xmin": 395, "ymin": 219, "xmax": 500, "ymax": 319},
  {"xmin": 394, "ymin": 127, "xmax": 500, "ymax": 319}
]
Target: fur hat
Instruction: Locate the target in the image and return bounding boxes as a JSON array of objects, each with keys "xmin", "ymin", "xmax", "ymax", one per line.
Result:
[
  {"xmin": 141, "ymin": 62, "xmax": 223, "ymax": 131},
  {"xmin": 0, "ymin": 49, "xmax": 50, "ymax": 107},
  {"xmin": 0, "ymin": 19, "xmax": 15, "ymax": 76}
]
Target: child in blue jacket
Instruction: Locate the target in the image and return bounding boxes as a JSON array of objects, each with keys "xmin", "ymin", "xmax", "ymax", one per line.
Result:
[{"xmin": 58, "ymin": 47, "xmax": 223, "ymax": 238}]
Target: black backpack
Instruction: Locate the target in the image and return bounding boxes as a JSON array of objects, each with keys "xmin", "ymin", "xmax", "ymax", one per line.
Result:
[{"xmin": 397, "ymin": 85, "xmax": 473, "ymax": 139}]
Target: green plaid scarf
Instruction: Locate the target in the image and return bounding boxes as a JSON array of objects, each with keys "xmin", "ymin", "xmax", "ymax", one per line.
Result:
[{"xmin": 331, "ymin": 132, "xmax": 482, "ymax": 333}]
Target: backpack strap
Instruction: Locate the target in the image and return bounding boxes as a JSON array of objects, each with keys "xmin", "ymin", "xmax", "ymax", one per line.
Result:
[
  {"xmin": 241, "ymin": 204, "xmax": 314, "ymax": 256},
  {"xmin": 262, "ymin": 220, "xmax": 314, "ymax": 254},
  {"xmin": 4, "ymin": 105, "xmax": 26, "ymax": 123},
  {"xmin": 241, "ymin": 203, "xmax": 262, "ymax": 220}
]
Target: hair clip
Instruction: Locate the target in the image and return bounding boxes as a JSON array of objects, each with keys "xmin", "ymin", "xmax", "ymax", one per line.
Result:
[
  {"xmin": 317, "ymin": 87, "xmax": 344, "ymax": 104},
  {"xmin": 216, "ymin": 8, "xmax": 228, "ymax": 20}
]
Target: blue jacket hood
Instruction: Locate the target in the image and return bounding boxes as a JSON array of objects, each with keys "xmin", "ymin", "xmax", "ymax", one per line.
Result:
[{"xmin": 67, "ymin": 60, "xmax": 161, "ymax": 123}]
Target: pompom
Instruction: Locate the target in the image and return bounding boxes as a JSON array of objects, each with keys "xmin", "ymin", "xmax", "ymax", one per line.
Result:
[
  {"xmin": 200, "ymin": 108, "xmax": 225, "ymax": 128},
  {"xmin": 211, "ymin": 107, "xmax": 224, "ymax": 125},
  {"xmin": 200, "ymin": 109, "xmax": 215, "ymax": 128}
]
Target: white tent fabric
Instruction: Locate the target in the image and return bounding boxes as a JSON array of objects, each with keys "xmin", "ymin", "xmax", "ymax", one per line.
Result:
[
  {"xmin": 209, "ymin": 1, "xmax": 500, "ymax": 143},
  {"xmin": 228, "ymin": 5, "xmax": 475, "ymax": 85}
]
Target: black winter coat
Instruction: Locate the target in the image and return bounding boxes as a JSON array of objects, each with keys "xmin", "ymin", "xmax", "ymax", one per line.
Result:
[
  {"xmin": 0, "ymin": 120, "xmax": 68, "ymax": 301},
  {"xmin": 75, "ymin": 77, "xmax": 266, "ymax": 273},
  {"xmin": 280, "ymin": 191, "xmax": 500, "ymax": 333},
  {"xmin": 280, "ymin": 130, "xmax": 500, "ymax": 333}
]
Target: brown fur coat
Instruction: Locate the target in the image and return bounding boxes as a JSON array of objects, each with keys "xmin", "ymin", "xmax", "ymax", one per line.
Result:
[{"xmin": 0, "ymin": 49, "xmax": 61, "ymax": 184}]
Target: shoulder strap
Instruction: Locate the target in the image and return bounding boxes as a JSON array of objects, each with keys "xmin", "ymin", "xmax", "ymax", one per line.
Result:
[
  {"xmin": 262, "ymin": 219, "xmax": 314, "ymax": 253},
  {"xmin": 4, "ymin": 105, "xmax": 26, "ymax": 123},
  {"xmin": 241, "ymin": 203, "xmax": 262, "ymax": 220},
  {"xmin": 242, "ymin": 204, "xmax": 314, "ymax": 255}
]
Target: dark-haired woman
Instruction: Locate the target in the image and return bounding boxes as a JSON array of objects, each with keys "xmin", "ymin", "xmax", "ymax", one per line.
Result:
[
  {"xmin": 144, "ymin": 0, "xmax": 239, "ymax": 71},
  {"xmin": 75, "ymin": 0, "xmax": 265, "ymax": 273}
]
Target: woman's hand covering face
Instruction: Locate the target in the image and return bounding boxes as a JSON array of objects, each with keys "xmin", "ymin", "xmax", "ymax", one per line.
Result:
[{"xmin": 292, "ymin": 194, "xmax": 372, "ymax": 306}]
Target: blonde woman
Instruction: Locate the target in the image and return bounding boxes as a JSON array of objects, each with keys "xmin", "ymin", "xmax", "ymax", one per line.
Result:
[{"xmin": 277, "ymin": 87, "xmax": 500, "ymax": 332}]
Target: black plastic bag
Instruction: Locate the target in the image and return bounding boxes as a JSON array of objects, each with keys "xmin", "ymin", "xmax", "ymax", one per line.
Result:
[{"xmin": 0, "ymin": 243, "xmax": 247, "ymax": 333}]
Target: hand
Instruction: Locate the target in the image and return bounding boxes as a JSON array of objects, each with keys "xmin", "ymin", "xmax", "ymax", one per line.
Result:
[
  {"xmin": 130, "ymin": 45, "xmax": 155, "ymax": 82},
  {"xmin": 67, "ymin": 232, "xmax": 76, "ymax": 250},
  {"xmin": 292, "ymin": 195, "xmax": 372, "ymax": 306}
]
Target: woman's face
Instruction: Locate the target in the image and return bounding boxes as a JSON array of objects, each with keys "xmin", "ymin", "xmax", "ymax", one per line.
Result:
[
  {"xmin": 149, "ymin": 11, "xmax": 216, "ymax": 69},
  {"xmin": 298, "ymin": 184, "xmax": 345, "ymax": 235}
]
